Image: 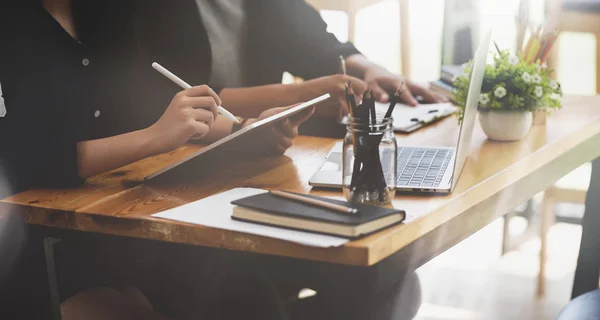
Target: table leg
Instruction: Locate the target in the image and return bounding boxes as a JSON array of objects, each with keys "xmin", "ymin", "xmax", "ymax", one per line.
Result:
[
  {"xmin": 501, "ymin": 199, "xmax": 536, "ymax": 256},
  {"xmin": 501, "ymin": 212, "xmax": 513, "ymax": 256},
  {"xmin": 538, "ymin": 189, "xmax": 556, "ymax": 297},
  {"xmin": 44, "ymin": 237, "xmax": 62, "ymax": 320},
  {"xmin": 0, "ymin": 211, "xmax": 55, "ymax": 319}
]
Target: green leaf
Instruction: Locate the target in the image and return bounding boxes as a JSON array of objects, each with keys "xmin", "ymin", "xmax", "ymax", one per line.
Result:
[{"xmin": 452, "ymin": 47, "xmax": 563, "ymax": 123}]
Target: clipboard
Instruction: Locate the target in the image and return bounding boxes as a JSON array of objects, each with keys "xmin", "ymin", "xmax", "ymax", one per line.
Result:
[
  {"xmin": 382, "ymin": 102, "xmax": 457, "ymax": 133},
  {"xmin": 340, "ymin": 102, "xmax": 456, "ymax": 133},
  {"xmin": 144, "ymin": 93, "xmax": 330, "ymax": 181}
]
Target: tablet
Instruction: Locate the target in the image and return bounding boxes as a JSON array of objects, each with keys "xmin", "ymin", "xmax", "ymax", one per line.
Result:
[{"xmin": 144, "ymin": 93, "xmax": 330, "ymax": 181}]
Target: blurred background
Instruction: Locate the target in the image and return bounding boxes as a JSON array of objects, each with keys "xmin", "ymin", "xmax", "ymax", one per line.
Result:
[
  {"xmin": 305, "ymin": 0, "xmax": 597, "ymax": 319},
  {"xmin": 312, "ymin": 0, "xmax": 595, "ymax": 95}
]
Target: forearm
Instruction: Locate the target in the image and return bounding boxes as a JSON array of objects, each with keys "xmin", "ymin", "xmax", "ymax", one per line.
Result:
[
  {"xmin": 77, "ymin": 128, "xmax": 160, "ymax": 178},
  {"xmin": 345, "ymin": 54, "xmax": 381, "ymax": 79},
  {"xmin": 219, "ymin": 83, "xmax": 306, "ymax": 118}
]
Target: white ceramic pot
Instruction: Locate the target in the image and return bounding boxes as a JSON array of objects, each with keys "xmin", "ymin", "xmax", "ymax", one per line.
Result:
[{"xmin": 479, "ymin": 110, "xmax": 532, "ymax": 141}]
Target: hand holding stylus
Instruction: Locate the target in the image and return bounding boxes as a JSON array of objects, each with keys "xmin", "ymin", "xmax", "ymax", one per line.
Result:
[
  {"xmin": 148, "ymin": 85, "xmax": 221, "ymax": 153},
  {"xmin": 152, "ymin": 62, "xmax": 239, "ymax": 123}
]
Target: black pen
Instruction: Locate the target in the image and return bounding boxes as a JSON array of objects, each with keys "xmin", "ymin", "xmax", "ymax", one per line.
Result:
[{"xmin": 384, "ymin": 85, "xmax": 404, "ymax": 119}]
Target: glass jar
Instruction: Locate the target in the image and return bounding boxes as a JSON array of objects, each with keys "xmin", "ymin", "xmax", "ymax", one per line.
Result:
[{"xmin": 342, "ymin": 116, "xmax": 397, "ymax": 205}]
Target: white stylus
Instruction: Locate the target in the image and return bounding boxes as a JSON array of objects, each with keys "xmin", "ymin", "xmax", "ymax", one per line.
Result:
[{"xmin": 152, "ymin": 62, "xmax": 239, "ymax": 123}]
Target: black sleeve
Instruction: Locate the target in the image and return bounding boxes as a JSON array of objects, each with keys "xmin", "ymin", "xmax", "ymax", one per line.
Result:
[
  {"xmin": 0, "ymin": 9, "xmax": 83, "ymax": 198},
  {"xmin": 248, "ymin": 0, "xmax": 362, "ymax": 80},
  {"xmin": 0, "ymin": 71, "xmax": 82, "ymax": 196}
]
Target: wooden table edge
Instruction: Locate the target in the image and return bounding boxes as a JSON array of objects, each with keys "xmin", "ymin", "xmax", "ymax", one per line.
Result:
[{"xmin": 3, "ymin": 100, "xmax": 600, "ymax": 266}]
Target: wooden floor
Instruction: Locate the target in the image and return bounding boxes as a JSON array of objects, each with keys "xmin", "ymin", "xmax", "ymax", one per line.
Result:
[{"xmin": 415, "ymin": 205, "xmax": 582, "ymax": 320}]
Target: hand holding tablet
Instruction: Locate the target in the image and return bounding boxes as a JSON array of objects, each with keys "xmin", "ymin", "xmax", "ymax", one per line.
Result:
[{"xmin": 144, "ymin": 94, "xmax": 330, "ymax": 181}]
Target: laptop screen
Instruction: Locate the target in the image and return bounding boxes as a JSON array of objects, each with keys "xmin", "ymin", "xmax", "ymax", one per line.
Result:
[{"xmin": 450, "ymin": 31, "xmax": 491, "ymax": 187}]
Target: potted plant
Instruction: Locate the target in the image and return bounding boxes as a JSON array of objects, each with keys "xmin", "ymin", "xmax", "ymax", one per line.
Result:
[{"xmin": 453, "ymin": 46, "xmax": 563, "ymax": 141}]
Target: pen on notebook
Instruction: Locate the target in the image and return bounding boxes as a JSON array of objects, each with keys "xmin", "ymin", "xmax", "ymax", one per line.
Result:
[
  {"xmin": 270, "ymin": 190, "xmax": 358, "ymax": 214},
  {"xmin": 339, "ymin": 55, "xmax": 347, "ymax": 75},
  {"xmin": 152, "ymin": 62, "xmax": 239, "ymax": 123}
]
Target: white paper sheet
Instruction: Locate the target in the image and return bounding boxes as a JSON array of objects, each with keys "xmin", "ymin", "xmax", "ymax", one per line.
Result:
[
  {"xmin": 375, "ymin": 102, "xmax": 457, "ymax": 131},
  {"xmin": 341, "ymin": 102, "xmax": 456, "ymax": 131},
  {"xmin": 152, "ymin": 188, "xmax": 349, "ymax": 247}
]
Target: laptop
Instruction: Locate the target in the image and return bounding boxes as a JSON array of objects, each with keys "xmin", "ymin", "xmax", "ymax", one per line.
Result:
[{"xmin": 308, "ymin": 31, "xmax": 491, "ymax": 194}]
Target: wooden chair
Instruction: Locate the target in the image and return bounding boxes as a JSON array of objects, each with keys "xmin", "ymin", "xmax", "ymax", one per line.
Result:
[
  {"xmin": 537, "ymin": 163, "xmax": 591, "ymax": 296},
  {"xmin": 304, "ymin": 0, "xmax": 412, "ymax": 76},
  {"xmin": 532, "ymin": 0, "xmax": 600, "ymax": 296}
]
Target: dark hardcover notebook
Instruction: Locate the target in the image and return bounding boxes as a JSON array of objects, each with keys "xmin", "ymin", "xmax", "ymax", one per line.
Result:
[{"xmin": 231, "ymin": 192, "xmax": 406, "ymax": 238}]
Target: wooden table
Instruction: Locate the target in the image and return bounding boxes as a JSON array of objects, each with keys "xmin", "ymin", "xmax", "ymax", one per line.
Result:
[{"xmin": 3, "ymin": 95, "xmax": 600, "ymax": 270}]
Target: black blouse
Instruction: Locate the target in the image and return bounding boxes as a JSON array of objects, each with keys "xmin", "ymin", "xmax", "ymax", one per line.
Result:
[
  {"xmin": 0, "ymin": 2, "xmax": 198, "ymax": 198},
  {"xmin": 1, "ymin": 4, "xmax": 87, "ymax": 197}
]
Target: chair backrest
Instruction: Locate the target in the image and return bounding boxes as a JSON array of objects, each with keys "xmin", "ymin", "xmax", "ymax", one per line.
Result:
[{"xmin": 572, "ymin": 157, "xmax": 600, "ymax": 299}]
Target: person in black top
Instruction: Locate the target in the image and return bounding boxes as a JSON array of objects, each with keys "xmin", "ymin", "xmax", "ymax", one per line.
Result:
[
  {"xmin": 0, "ymin": 0, "xmax": 314, "ymax": 200},
  {"xmin": 0, "ymin": 1, "xmax": 307, "ymax": 319}
]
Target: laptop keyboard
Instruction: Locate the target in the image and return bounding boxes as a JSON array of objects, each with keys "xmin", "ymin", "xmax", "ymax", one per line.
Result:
[{"xmin": 397, "ymin": 148, "xmax": 454, "ymax": 188}]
